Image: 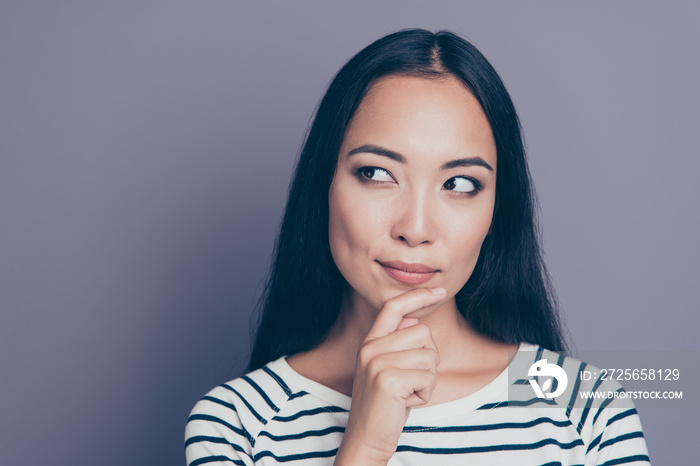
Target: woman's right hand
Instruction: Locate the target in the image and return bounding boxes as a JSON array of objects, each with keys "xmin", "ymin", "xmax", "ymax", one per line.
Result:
[{"xmin": 334, "ymin": 287, "xmax": 446, "ymax": 466}]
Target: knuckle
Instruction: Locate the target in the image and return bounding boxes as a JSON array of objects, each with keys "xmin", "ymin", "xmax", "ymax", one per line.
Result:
[
  {"xmin": 422, "ymin": 347, "xmax": 439, "ymax": 366},
  {"xmin": 357, "ymin": 343, "xmax": 375, "ymax": 367},
  {"xmin": 414, "ymin": 352, "xmax": 433, "ymax": 371},
  {"xmin": 365, "ymin": 357, "xmax": 383, "ymax": 377},
  {"xmin": 428, "ymin": 345, "xmax": 439, "ymax": 359},
  {"xmin": 424, "ymin": 369, "xmax": 437, "ymax": 386},
  {"xmin": 375, "ymin": 369, "xmax": 398, "ymax": 391}
]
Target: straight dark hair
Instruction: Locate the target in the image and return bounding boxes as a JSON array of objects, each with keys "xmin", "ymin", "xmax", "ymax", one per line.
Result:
[{"xmin": 247, "ymin": 29, "xmax": 566, "ymax": 371}]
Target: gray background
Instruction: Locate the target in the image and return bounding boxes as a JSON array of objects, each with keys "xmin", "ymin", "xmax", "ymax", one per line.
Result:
[{"xmin": 1, "ymin": 1, "xmax": 698, "ymax": 464}]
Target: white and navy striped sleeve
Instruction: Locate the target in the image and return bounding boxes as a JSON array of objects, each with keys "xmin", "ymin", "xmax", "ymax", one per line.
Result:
[
  {"xmin": 185, "ymin": 365, "xmax": 295, "ymax": 466},
  {"xmin": 580, "ymin": 379, "xmax": 649, "ymax": 466},
  {"xmin": 544, "ymin": 350, "xmax": 650, "ymax": 466}
]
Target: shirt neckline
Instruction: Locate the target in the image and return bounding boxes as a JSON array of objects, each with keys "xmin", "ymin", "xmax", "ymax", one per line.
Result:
[{"xmin": 271, "ymin": 341, "xmax": 538, "ymax": 423}]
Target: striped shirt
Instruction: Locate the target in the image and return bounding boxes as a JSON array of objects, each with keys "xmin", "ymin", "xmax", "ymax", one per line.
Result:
[{"xmin": 185, "ymin": 343, "xmax": 650, "ymax": 465}]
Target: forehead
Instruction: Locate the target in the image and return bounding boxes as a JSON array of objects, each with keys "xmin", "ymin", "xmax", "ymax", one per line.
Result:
[{"xmin": 342, "ymin": 75, "xmax": 497, "ymax": 167}]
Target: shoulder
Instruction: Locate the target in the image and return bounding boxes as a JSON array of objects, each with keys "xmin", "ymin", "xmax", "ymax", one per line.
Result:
[
  {"xmin": 185, "ymin": 358, "xmax": 304, "ymax": 465},
  {"xmin": 513, "ymin": 345, "xmax": 650, "ymax": 464}
]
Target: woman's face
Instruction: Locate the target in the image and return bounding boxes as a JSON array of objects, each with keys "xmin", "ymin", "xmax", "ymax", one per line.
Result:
[{"xmin": 329, "ymin": 74, "xmax": 497, "ymax": 311}]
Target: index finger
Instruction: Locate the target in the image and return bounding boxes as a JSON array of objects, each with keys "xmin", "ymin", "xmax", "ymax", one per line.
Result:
[{"xmin": 364, "ymin": 287, "xmax": 446, "ymax": 341}]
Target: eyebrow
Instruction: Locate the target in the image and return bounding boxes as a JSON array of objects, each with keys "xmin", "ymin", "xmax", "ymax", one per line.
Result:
[{"xmin": 346, "ymin": 144, "xmax": 494, "ymax": 172}]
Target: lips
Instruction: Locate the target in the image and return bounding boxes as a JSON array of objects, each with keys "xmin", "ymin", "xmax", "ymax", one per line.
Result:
[{"xmin": 378, "ymin": 260, "xmax": 439, "ymax": 285}]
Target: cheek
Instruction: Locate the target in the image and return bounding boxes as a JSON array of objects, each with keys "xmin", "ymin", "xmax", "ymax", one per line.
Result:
[
  {"xmin": 328, "ymin": 184, "xmax": 390, "ymax": 286},
  {"xmin": 328, "ymin": 202, "xmax": 354, "ymax": 270},
  {"xmin": 444, "ymin": 201, "xmax": 494, "ymax": 281},
  {"xmin": 329, "ymin": 188, "xmax": 371, "ymax": 273}
]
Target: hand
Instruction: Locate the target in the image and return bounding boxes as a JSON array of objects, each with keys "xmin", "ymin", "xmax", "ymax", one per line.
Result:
[{"xmin": 334, "ymin": 287, "xmax": 446, "ymax": 466}]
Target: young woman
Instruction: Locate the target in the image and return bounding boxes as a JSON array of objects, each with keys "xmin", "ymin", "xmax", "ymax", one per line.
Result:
[{"xmin": 185, "ymin": 29, "xmax": 650, "ymax": 465}]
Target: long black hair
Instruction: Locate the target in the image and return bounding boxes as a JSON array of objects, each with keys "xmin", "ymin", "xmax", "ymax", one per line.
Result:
[{"xmin": 247, "ymin": 29, "xmax": 566, "ymax": 371}]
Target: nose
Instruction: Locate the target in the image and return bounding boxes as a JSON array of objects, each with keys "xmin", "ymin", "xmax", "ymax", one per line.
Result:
[{"xmin": 390, "ymin": 191, "xmax": 436, "ymax": 247}]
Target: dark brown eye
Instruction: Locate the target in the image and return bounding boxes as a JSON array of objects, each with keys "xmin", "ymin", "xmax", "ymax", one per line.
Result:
[
  {"xmin": 444, "ymin": 176, "xmax": 478, "ymax": 193},
  {"xmin": 357, "ymin": 166, "xmax": 393, "ymax": 182}
]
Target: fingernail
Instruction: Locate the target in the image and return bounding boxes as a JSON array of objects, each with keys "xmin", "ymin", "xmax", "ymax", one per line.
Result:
[{"xmin": 430, "ymin": 288, "xmax": 446, "ymax": 295}]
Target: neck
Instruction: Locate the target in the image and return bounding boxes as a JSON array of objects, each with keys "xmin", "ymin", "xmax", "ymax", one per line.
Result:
[{"xmin": 287, "ymin": 288, "xmax": 518, "ymax": 400}]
